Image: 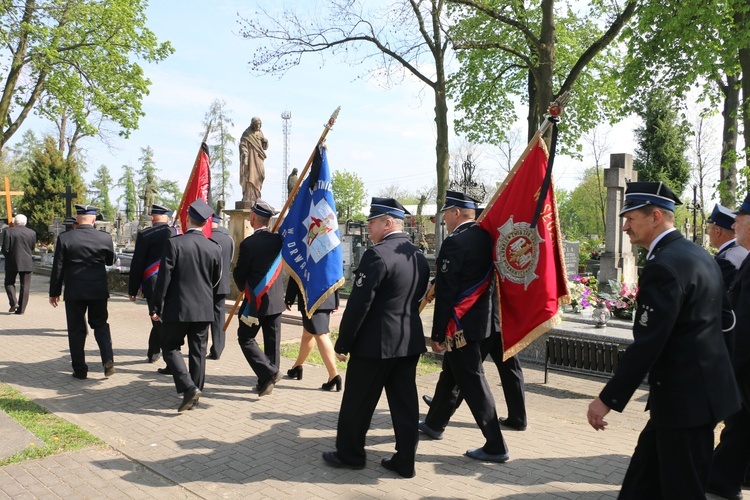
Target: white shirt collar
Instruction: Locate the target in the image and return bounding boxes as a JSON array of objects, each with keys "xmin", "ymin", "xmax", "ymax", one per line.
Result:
[
  {"xmin": 718, "ymin": 238, "xmax": 737, "ymax": 254},
  {"xmin": 646, "ymin": 228, "xmax": 677, "ymax": 260}
]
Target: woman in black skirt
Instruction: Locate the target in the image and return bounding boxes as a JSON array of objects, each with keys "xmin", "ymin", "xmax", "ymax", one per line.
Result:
[{"xmin": 285, "ymin": 279, "xmax": 345, "ymax": 390}]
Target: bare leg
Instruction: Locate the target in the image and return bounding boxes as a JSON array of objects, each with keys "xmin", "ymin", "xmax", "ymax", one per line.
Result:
[
  {"xmin": 292, "ymin": 329, "xmax": 316, "ymax": 368},
  {"xmin": 314, "ymin": 332, "xmax": 340, "ymax": 381}
]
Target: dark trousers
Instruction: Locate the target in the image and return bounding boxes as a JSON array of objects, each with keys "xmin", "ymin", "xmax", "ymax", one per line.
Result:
[
  {"xmin": 145, "ymin": 295, "xmax": 162, "ymax": 361},
  {"xmin": 237, "ymin": 313, "xmax": 281, "ymax": 385},
  {"xmin": 161, "ymin": 321, "xmax": 209, "ymax": 394},
  {"xmin": 424, "ymin": 339, "xmax": 507, "ymax": 455},
  {"xmin": 336, "ymin": 354, "xmax": 420, "ymax": 475},
  {"xmin": 619, "ymin": 418, "xmax": 714, "ymax": 499},
  {"xmin": 427, "ymin": 330, "xmax": 527, "ymax": 429},
  {"xmin": 210, "ymin": 294, "xmax": 226, "ymax": 358},
  {"xmin": 709, "ymin": 406, "xmax": 750, "ymax": 497},
  {"xmin": 5, "ymin": 270, "xmax": 31, "ymax": 313},
  {"xmin": 64, "ymin": 299, "xmax": 113, "ymax": 375}
]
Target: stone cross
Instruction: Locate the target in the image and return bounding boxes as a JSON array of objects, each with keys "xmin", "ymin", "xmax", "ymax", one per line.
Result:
[
  {"xmin": 57, "ymin": 185, "xmax": 77, "ymax": 218},
  {"xmin": 599, "ymin": 153, "xmax": 638, "ymax": 293},
  {"xmin": 2, "ymin": 177, "xmax": 23, "ymax": 225}
]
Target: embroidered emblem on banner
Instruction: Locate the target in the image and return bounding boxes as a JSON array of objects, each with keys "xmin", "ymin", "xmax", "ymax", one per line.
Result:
[
  {"xmin": 495, "ymin": 216, "xmax": 543, "ymax": 290},
  {"xmin": 303, "ymin": 199, "xmax": 340, "ymax": 263}
]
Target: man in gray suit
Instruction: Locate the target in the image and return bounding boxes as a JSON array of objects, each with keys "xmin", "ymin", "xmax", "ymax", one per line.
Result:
[{"xmin": 2, "ymin": 214, "xmax": 37, "ymax": 314}]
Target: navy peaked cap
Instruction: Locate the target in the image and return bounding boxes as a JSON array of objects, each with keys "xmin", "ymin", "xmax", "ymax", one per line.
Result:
[
  {"xmin": 187, "ymin": 199, "xmax": 213, "ymax": 223},
  {"xmin": 620, "ymin": 182, "xmax": 682, "ymax": 215},
  {"xmin": 75, "ymin": 204, "xmax": 99, "ymax": 215},
  {"xmin": 440, "ymin": 190, "xmax": 480, "ymax": 211},
  {"xmin": 151, "ymin": 204, "xmax": 170, "ymax": 215},
  {"xmin": 252, "ymin": 199, "xmax": 276, "ymax": 219},
  {"xmin": 734, "ymin": 193, "xmax": 750, "ymax": 216},
  {"xmin": 367, "ymin": 197, "xmax": 409, "ymax": 220},
  {"xmin": 708, "ymin": 204, "xmax": 736, "ymax": 230}
]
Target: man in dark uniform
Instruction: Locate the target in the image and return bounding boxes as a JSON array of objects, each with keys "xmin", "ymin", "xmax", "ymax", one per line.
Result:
[
  {"xmin": 49, "ymin": 204, "xmax": 116, "ymax": 380},
  {"xmin": 128, "ymin": 204, "xmax": 176, "ymax": 365},
  {"xmin": 587, "ymin": 182, "xmax": 741, "ymax": 499},
  {"xmin": 322, "ymin": 197, "xmax": 430, "ymax": 478},
  {"xmin": 708, "ymin": 193, "xmax": 750, "ymax": 500},
  {"xmin": 2, "ymin": 214, "xmax": 37, "ymax": 314},
  {"xmin": 707, "ymin": 203, "xmax": 748, "ymax": 290},
  {"xmin": 233, "ymin": 199, "xmax": 284, "ymax": 396},
  {"xmin": 421, "ymin": 284, "xmax": 527, "ymax": 435},
  {"xmin": 209, "ymin": 214, "xmax": 234, "ymax": 360},
  {"xmin": 150, "ymin": 199, "xmax": 222, "ymax": 412},
  {"xmin": 425, "ymin": 190, "xmax": 509, "ymax": 463}
]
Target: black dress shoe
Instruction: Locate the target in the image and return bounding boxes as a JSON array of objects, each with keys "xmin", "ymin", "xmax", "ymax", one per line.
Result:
[
  {"xmin": 418, "ymin": 421, "xmax": 444, "ymax": 440},
  {"xmin": 705, "ymin": 482, "xmax": 743, "ymax": 500},
  {"xmin": 72, "ymin": 372, "xmax": 87, "ymax": 380},
  {"xmin": 499, "ymin": 417, "xmax": 527, "ymax": 431},
  {"xmin": 147, "ymin": 353, "xmax": 161, "ymax": 363},
  {"xmin": 8, "ymin": 306, "xmax": 17, "ymax": 313},
  {"xmin": 178, "ymin": 387, "xmax": 201, "ymax": 412},
  {"xmin": 14, "ymin": 310, "xmax": 22, "ymax": 315},
  {"xmin": 103, "ymin": 361, "xmax": 115, "ymax": 378},
  {"xmin": 208, "ymin": 352, "xmax": 219, "ymax": 360},
  {"xmin": 157, "ymin": 366, "xmax": 172, "ymax": 375},
  {"xmin": 381, "ymin": 457, "xmax": 415, "ymax": 478},
  {"xmin": 322, "ymin": 451, "xmax": 365, "ymax": 470},
  {"xmin": 422, "ymin": 395, "xmax": 433, "ymax": 406},
  {"xmin": 465, "ymin": 447, "xmax": 509, "ymax": 463}
]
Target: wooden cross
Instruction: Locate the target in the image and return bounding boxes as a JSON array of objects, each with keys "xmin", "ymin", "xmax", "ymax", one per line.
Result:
[
  {"xmin": 57, "ymin": 185, "xmax": 77, "ymax": 218},
  {"xmin": 3, "ymin": 177, "xmax": 23, "ymax": 227}
]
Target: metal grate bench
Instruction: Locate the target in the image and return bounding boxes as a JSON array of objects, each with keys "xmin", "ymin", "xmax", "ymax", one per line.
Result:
[{"xmin": 544, "ymin": 335, "xmax": 626, "ymax": 383}]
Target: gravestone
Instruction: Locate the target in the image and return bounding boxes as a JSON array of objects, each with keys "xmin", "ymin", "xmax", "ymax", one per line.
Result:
[
  {"xmin": 48, "ymin": 217, "xmax": 64, "ymax": 245},
  {"xmin": 599, "ymin": 153, "xmax": 638, "ymax": 293},
  {"xmin": 562, "ymin": 241, "xmax": 580, "ymax": 278}
]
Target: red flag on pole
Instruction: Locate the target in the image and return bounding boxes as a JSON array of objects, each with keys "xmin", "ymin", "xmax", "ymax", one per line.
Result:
[
  {"xmin": 478, "ymin": 140, "xmax": 569, "ymax": 359},
  {"xmin": 175, "ymin": 142, "xmax": 212, "ymax": 238}
]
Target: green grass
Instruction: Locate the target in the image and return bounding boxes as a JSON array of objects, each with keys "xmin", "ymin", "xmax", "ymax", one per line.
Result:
[
  {"xmin": 0, "ymin": 383, "xmax": 104, "ymax": 466},
  {"xmin": 279, "ymin": 329, "xmax": 443, "ymax": 376}
]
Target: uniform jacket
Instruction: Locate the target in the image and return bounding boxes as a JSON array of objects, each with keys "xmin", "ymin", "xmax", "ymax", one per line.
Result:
[
  {"xmin": 729, "ymin": 252, "xmax": 750, "ymax": 399},
  {"xmin": 210, "ymin": 226, "xmax": 234, "ymax": 296},
  {"xmin": 716, "ymin": 240, "xmax": 748, "ymax": 291},
  {"xmin": 151, "ymin": 229, "xmax": 222, "ymax": 323},
  {"xmin": 600, "ymin": 231, "xmax": 741, "ymax": 428},
  {"xmin": 335, "ymin": 231, "xmax": 430, "ymax": 359},
  {"xmin": 431, "ymin": 221, "xmax": 494, "ymax": 343},
  {"xmin": 49, "ymin": 224, "xmax": 115, "ymax": 300},
  {"xmin": 127, "ymin": 222, "xmax": 176, "ymax": 298},
  {"xmin": 232, "ymin": 228, "xmax": 285, "ymax": 317},
  {"xmin": 2, "ymin": 225, "xmax": 37, "ymax": 272},
  {"xmin": 285, "ymin": 277, "xmax": 339, "ymax": 313}
]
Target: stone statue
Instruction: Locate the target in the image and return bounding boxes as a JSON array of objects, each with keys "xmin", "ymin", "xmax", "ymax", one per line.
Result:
[
  {"xmin": 141, "ymin": 173, "xmax": 157, "ymax": 215},
  {"xmin": 239, "ymin": 116, "xmax": 269, "ymax": 205},
  {"xmin": 287, "ymin": 168, "xmax": 299, "ymax": 195}
]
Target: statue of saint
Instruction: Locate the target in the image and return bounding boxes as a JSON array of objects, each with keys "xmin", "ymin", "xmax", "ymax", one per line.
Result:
[
  {"xmin": 239, "ymin": 116, "xmax": 269, "ymax": 205},
  {"xmin": 141, "ymin": 173, "xmax": 157, "ymax": 215}
]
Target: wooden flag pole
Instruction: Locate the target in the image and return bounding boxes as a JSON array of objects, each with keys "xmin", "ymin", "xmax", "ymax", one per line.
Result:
[{"xmin": 224, "ymin": 107, "xmax": 341, "ymax": 332}]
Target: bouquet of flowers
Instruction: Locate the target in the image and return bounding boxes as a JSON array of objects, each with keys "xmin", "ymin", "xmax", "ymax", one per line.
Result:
[
  {"xmin": 568, "ymin": 275, "xmax": 599, "ymax": 312},
  {"xmin": 598, "ymin": 280, "xmax": 638, "ymax": 320}
]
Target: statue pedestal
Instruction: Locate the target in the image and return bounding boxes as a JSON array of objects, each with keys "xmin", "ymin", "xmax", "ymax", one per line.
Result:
[
  {"xmin": 224, "ymin": 208, "xmax": 255, "ymax": 299},
  {"xmin": 235, "ymin": 200, "xmax": 255, "ymax": 210}
]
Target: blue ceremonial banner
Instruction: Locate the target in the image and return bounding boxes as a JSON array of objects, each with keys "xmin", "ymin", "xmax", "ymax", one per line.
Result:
[{"xmin": 279, "ymin": 144, "xmax": 344, "ymax": 318}]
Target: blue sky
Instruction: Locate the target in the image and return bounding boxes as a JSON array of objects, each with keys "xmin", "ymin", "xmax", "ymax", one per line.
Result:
[{"xmin": 19, "ymin": 0, "xmax": 647, "ymax": 213}]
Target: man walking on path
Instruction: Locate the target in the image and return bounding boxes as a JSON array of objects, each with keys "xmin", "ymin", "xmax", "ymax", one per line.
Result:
[
  {"xmin": 150, "ymin": 199, "xmax": 222, "ymax": 412},
  {"xmin": 587, "ymin": 182, "xmax": 740, "ymax": 498},
  {"xmin": 128, "ymin": 204, "xmax": 176, "ymax": 365},
  {"xmin": 2, "ymin": 214, "xmax": 37, "ymax": 314},
  {"xmin": 49, "ymin": 204, "xmax": 116, "ymax": 380},
  {"xmin": 208, "ymin": 214, "xmax": 234, "ymax": 360}
]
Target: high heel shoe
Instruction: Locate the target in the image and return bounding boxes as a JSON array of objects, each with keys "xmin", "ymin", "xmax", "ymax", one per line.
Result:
[
  {"xmin": 287, "ymin": 365, "xmax": 303, "ymax": 380},
  {"xmin": 321, "ymin": 374, "xmax": 342, "ymax": 392}
]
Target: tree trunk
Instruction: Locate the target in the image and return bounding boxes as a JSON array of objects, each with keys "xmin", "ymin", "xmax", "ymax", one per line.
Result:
[{"xmin": 719, "ymin": 73, "xmax": 739, "ymax": 207}]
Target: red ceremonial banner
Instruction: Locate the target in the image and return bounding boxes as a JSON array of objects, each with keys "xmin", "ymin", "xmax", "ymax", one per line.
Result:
[
  {"xmin": 478, "ymin": 141, "xmax": 569, "ymax": 359},
  {"xmin": 176, "ymin": 142, "xmax": 212, "ymax": 238}
]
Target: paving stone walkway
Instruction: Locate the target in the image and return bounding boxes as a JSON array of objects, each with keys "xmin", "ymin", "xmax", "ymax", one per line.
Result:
[{"xmin": 0, "ymin": 273, "xmax": 659, "ymax": 499}]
